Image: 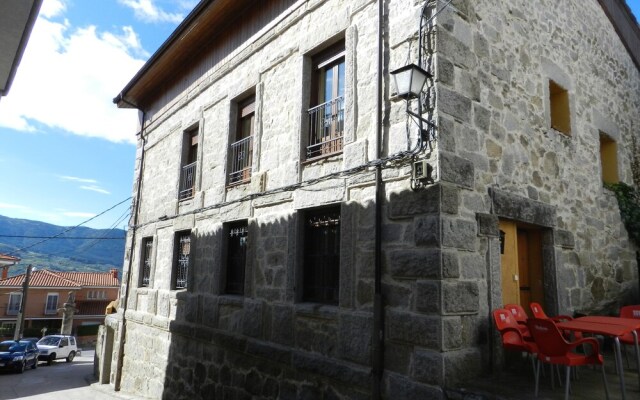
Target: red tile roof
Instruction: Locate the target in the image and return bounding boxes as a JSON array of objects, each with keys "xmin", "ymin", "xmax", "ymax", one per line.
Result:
[{"xmin": 0, "ymin": 269, "xmax": 119, "ymax": 288}]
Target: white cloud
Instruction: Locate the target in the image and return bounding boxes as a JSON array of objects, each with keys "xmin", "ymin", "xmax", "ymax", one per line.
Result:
[
  {"xmin": 0, "ymin": 203, "xmax": 28, "ymax": 210},
  {"xmin": 0, "ymin": 11, "xmax": 146, "ymax": 144},
  {"xmin": 80, "ymin": 185, "xmax": 111, "ymax": 195},
  {"xmin": 40, "ymin": 0, "xmax": 67, "ymax": 19},
  {"xmin": 58, "ymin": 175, "xmax": 98, "ymax": 184},
  {"xmin": 118, "ymin": 0, "xmax": 184, "ymax": 24}
]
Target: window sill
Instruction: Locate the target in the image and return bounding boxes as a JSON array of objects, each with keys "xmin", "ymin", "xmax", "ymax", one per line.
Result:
[
  {"xmin": 226, "ymin": 179, "xmax": 251, "ymax": 189},
  {"xmin": 302, "ymin": 151, "xmax": 343, "ymax": 165},
  {"xmin": 295, "ymin": 302, "xmax": 339, "ymax": 319},
  {"xmin": 218, "ymin": 295, "xmax": 245, "ymax": 306}
]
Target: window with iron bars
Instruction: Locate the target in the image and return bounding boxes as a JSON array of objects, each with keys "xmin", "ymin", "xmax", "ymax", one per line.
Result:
[
  {"xmin": 228, "ymin": 97, "xmax": 254, "ymax": 185},
  {"xmin": 302, "ymin": 205, "xmax": 341, "ymax": 304},
  {"xmin": 307, "ymin": 42, "xmax": 345, "ymax": 160},
  {"xmin": 179, "ymin": 128, "xmax": 198, "ymax": 200},
  {"xmin": 225, "ymin": 221, "xmax": 248, "ymax": 295},
  {"xmin": 140, "ymin": 237, "xmax": 153, "ymax": 287},
  {"xmin": 173, "ymin": 231, "xmax": 191, "ymax": 289}
]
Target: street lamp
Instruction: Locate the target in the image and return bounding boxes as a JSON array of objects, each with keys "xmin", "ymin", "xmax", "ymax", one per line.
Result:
[{"xmin": 390, "ymin": 63, "xmax": 430, "ymax": 100}]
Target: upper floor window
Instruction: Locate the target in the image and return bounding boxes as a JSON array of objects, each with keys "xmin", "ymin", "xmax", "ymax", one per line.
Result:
[
  {"xmin": 7, "ymin": 292, "xmax": 21, "ymax": 315},
  {"xmin": 45, "ymin": 293, "xmax": 58, "ymax": 315},
  {"xmin": 179, "ymin": 127, "xmax": 199, "ymax": 200},
  {"xmin": 173, "ymin": 231, "xmax": 191, "ymax": 290},
  {"xmin": 228, "ymin": 97, "xmax": 255, "ymax": 185},
  {"xmin": 549, "ymin": 80, "xmax": 570, "ymax": 135},
  {"xmin": 140, "ymin": 237, "xmax": 153, "ymax": 287},
  {"xmin": 307, "ymin": 42, "xmax": 345, "ymax": 160},
  {"xmin": 302, "ymin": 205, "xmax": 341, "ymax": 304},
  {"xmin": 224, "ymin": 221, "xmax": 248, "ymax": 295},
  {"xmin": 599, "ymin": 132, "xmax": 619, "ymax": 184}
]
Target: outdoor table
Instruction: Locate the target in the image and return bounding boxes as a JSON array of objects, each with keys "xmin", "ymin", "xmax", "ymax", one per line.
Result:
[{"xmin": 556, "ymin": 318, "xmax": 639, "ymax": 400}]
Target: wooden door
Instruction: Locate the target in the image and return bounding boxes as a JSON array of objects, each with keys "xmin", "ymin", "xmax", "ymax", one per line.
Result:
[{"xmin": 499, "ymin": 220, "xmax": 519, "ymax": 305}]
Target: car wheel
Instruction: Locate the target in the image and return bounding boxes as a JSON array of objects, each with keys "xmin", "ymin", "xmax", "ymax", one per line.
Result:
[
  {"xmin": 66, "ymin": 351, "xmax": 75, "ymax": 362},
  {"xmin": 47, "ymin": 354, "xmax": 55, "ymax": 366},
  {"xmin": 18, "ymin": 361, "xmax": 25, "ymax": 374}
]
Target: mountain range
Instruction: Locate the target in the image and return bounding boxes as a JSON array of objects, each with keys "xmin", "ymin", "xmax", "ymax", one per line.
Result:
[{"xmin": 0, "ymin": 214, "xmax": 125, "ymax": 277}]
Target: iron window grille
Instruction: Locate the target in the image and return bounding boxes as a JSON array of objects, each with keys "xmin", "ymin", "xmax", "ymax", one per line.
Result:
[
  {"xmin": 228, "ymin": 97, "xmax": 255, "ymax": 185},
  {"xmin": 179, "ymin": 128, "xmax": 198, "ymax": 200},
  {"xmin": 174, "ymin": 232, "xmax": 191, "ymax": 289},
  {"xmin": 141, "ymin": 238, "xmax": 153, "ymax": 287},
  {"xmin": 306, "ymin": 43, "xmax": 345, "ymax": 160},
  {"xmin": 302, "ymin": 206, "xmax": 341, "ymax": 304},
  {"xmin": 225, "ymin": 222, "xmax": 248, "ymax": 295}
]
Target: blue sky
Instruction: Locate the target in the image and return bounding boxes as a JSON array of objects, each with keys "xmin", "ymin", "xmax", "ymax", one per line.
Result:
[
  {"xmin": 0, "ymin": 0, "xmax": 638, "ymax": 230},
  {"xmin": 0, "ymin": 0, "xmax": 194, "ymax": 229}
]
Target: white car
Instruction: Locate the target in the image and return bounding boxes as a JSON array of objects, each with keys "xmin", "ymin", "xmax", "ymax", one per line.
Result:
[{"xmin": 36, "ymin": 335, "xmax": 78, "ymax": 365}]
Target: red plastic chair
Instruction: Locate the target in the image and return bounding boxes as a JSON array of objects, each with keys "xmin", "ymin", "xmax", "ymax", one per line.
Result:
[
  {"xmin": 618, "ymin": 305, "xmax": 640, "ymax": 367},
  {"xmin": 504, "ymin": 303, "xmax": 533, "ymax": 341},
  {"xmin": 527, "ymin": 318, "xmax": 609, "ymax": 400},
  {"xmin": 529, "ymin": 302, "xmax": 573, "ymax": 322},
  {"xmin": 493, "ymin": 309, "xmax": 538, "ymax": 378}
]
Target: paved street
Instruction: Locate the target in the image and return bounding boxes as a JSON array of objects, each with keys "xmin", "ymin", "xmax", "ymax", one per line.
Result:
[{"xmin": 0, "ymin": 350, "xmax": 142, "ymax": 400}]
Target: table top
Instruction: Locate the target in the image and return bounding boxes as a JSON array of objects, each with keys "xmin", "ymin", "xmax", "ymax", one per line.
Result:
[
  {"xmin": 577, "ymin": 316, "xmax": 640, "ymax": 329},
  {"xmin": 556, "ymin": 319, "xmax": 633, "ymax": 336}
]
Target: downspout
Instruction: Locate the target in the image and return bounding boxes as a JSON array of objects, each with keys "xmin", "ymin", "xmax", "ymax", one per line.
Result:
[
  {"xmin": 114, "ymin": 107, "xmax": 146, "ymax": 391},
  {"xmin": 372, "ymin": 0, "xmax": 384, "ymax": 398}
]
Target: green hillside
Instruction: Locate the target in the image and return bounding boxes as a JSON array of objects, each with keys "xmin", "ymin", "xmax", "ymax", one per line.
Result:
[{"xmin": 0, "ymin": 215, "xmax": 125, "ymax": 276}]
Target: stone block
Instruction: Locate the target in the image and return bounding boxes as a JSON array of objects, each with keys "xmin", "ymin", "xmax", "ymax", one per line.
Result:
[
  {"xmin": 438, "ymin": 57, "xmax": 455, "ymax": 86},
  {"xmin": 555, "ymin": 229, "xmax": 575, "ymax": 249},
  {"xmin": 474, "ymin": 104, "xmax": 491, "ymax": 133},
  {"xmin": 271, "ymin": 303, "xmax": 294, "ymax": 345},
  {"xmin": 382, "ymin": 282, "xmax": 412, "ymax": 308},
  {"xmin": 443, "ymin": 281, "xmax": 479, "ymax": 313},
  {"xmin": 386, "ymin": 372, "xmax": 443, "ymax": 399},
  {"xmin": 443, "ymin": 317, "xmax": 463, "ymax": 349},
  {"xmin": 338, "ymin": 312, "xmax": 372, "ymax": 365},
  {"xmin": 476, "ymin": 213, "xmax": 499, "ymax": 237},
  {"xmin": 442, "ymin": 250, "xmax": 460, "ymax": 278},
  {"xmin": 441, "ymin": 184, "xmax": 460, "ymax": 214},
  {"xmin": 437, "ymin": 29, "xmax": 475, "ymax": 70},
  {"xmin": 416, "ymin": 280, "xmax": 441, "ymax": 314},
  {"xmin": 441, "ymin": 217, "xmax": 477, "ymax": 251},
  {"xmin": 291, "ymin": 352, "xmax": 370, "ymax": 389},
  {"xmin": 444, "ymin": 348, "xmax": 482, "ymax": 386},
  {"xmin": 440, "ymin": 151, "xmax": 474, "ymax": 189},
  {"xmin": 386, "ymin": 310, "xmax": 440, "ymax": 349},
  {"xmin": 386, "ymin": 249, "xmax": 442, "ymax": 279},
  {"xmin": 242, "ymin": 300, "xmax": 263, "ymax": 338},
  {"xmin": 438, "ymin": 86, "xmax": 472, "ymax": 123},
  {"xmin": 413, "ymin": 349, "xmax": 444, "ymax": 385},
  {"xmin": 414, "ymin": 215, "xmax": 440, "ymax": 247},
  {"xmin": 388, "ymin": 185, "xmax": 440, "ymax": 219},
  {"xmin": 490, "ymin": 188, "xmax": 556, "ymax": 227},
  {"xmin": 246, "ymin": 340, "xmax": 292, "ymax": 365}
]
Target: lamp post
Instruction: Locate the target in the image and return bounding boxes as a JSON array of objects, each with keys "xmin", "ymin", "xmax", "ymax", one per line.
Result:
[{"xmin": 13, "ymin": 264, "xmax": 33, "ymax": 340}]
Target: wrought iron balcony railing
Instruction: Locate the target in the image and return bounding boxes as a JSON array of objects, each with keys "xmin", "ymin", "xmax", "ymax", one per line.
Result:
[
  {"xmin": 307, "ymin": 96, "xmax": 344, "ymax": 160},
  {"xmin": 228, "ymin": 136, "xmax": 253, "ymax": 185},
  {"xmin": 178, "ymin": 161, "xmax": 197, "ymax": 200}
]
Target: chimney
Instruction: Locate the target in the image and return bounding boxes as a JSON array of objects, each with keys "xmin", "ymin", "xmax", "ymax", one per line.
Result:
[
  {"xmin": 1, "ymin": 266, "xmax": 7, "ymax": 280},
  {"xmin": 110, "ymin": 268, "xmax": 119, "ymax": 280}
]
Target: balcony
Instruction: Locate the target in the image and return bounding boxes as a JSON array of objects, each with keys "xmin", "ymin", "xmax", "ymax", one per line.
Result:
[
  {"xmin": 228, "ymin": 136, "xmax": 253, "ymax": 185},
  {"xmin": 307, "ymin": 96, "xmax": 344, "ymax": 160},
  {"xmin": 179, "ymin": 161, "xmax": 197, "ymax": 200}
]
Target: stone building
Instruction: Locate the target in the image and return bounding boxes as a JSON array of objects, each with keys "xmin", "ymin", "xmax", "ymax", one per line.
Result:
[{"xmin": 102, "ymin": 0, "xmax": 640, "ymax": 398}]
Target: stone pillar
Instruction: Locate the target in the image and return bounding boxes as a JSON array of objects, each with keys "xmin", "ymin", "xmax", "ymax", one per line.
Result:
[{"xmin": 59, "ymin": 291, "xmax": 77, "ymax": 335}]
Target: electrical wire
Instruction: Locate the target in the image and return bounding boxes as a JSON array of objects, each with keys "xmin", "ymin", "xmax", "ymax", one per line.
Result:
[
  {"xmin": 0, "ymin": 235, "xmax": 126, "ymax": 240},
  {"xmin": 4, "ymin": 197, "xmax": 132, "ymax": 257}
]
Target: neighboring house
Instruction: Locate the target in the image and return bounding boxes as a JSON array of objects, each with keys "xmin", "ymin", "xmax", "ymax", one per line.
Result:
[
  {"xmin": 0, "ymin": 255, "xmax": 20, "ymax": 278},
  {"xmin": 0, "ymin": 269, "xmax": 119, "ymax": 338},
  {"xmin": 0, "ymin": 0, "xmax": 41, "ymax": 100},
  {"xmin": 104, "ymin": 0, "xmax": 639, "ymax": 398}
]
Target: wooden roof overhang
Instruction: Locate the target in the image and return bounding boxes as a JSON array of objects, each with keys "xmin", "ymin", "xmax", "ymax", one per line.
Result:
[{"xmin": 113, "ymin": 0, "xmax": 256, "ymax": 109}]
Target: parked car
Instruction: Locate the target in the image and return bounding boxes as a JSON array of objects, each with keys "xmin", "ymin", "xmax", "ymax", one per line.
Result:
[
  {"xmin": 36, "ymin": 335, "xmax": 78, "ymax": 365},
  {"xmin": 0, "ymin": 340, "xmax": 39, "ymax": 373}
]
